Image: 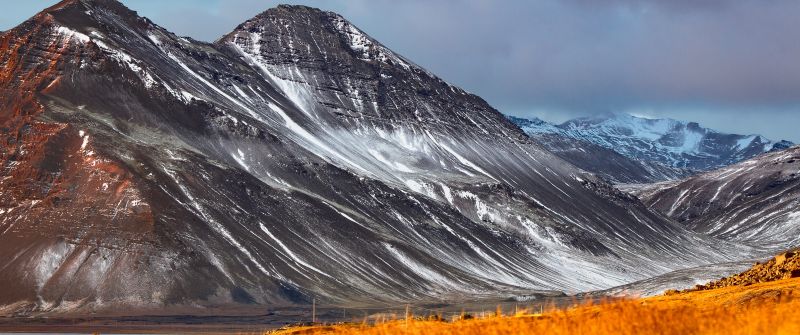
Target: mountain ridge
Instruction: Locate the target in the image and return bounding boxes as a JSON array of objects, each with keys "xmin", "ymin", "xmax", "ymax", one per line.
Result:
[
  {"xmin": 629, "ymin": 145, "xmax": 800, "ymax": 249},
  {"xmin": 509, "ymin": 113, "xmax": 792, "ymax": 183}
]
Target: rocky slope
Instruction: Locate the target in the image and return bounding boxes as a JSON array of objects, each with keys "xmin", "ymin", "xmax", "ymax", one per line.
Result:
[
  {"xmin": 673, "ymin": 249, "xmax": 800, "ymax": 293},
  {"xmin": 630, "ymin": 146, "xmax": 800, "ymax": 249},
  {"xmin": 0, "ymin": 0, "xmax": 746, "ymax": 314},
  {"xmin": 509, "ymin": 114, "xmax": 791, "ymax": 182}
]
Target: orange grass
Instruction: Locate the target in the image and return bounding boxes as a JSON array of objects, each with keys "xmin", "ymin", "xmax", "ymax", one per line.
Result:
[{"xmin": 271, "ymin": 278, "xmax": 800, "ymax": 335}]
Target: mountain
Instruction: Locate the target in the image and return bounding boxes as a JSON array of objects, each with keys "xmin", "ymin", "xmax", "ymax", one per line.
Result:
[
  {"xmin": 0, "ymin": 0, "xmax": 744, "ymax": 313},
  {"xmin": 628, "ymin": 146, "xmax": 800, "ymax": 250},
  {"xmin": 509, "ymin": 114, "xmax": 792, "ymax": 182},
  {"xmin": 509, "ymin": 116, "xmax": 693, "ymax": 184}
]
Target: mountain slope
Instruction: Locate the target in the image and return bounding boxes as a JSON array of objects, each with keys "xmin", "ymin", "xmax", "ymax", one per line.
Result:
[
  {"xmin": 1, "ymin": 0, "xmax": 744, "ymax": 313},
  {"xmin": 510, "ymin": 114, "xmax": 791, "ymax": 182},
  {"xmin": 630, "ymin": 146, "xmax": 800, "ymax": 249}
]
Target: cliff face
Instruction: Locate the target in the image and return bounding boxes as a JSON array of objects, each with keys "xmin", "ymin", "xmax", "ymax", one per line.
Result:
[{"xmin": 0, "ymin": 1, "xmax": 742, "ymax": 314}]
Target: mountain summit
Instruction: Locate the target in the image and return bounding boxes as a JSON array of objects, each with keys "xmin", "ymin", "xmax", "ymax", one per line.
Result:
[{"xmin": 0, "ymin": 0, "xmax": 744, "ymax": 313}]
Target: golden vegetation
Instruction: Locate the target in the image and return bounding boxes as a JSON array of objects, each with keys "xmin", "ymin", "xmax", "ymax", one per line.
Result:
[{"xmin": 270, "ymin": 278, "xmax": 800, "ymax": 335}]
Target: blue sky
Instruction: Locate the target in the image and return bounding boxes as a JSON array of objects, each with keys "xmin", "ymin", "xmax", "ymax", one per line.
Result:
[{"xmin": 3, "ymin": 0, "xmax": 799, "ymax": 142}]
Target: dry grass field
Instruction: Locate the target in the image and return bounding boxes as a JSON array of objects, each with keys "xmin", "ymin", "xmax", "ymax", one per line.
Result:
[{"xmin": 269, "ymin": 277, "xmax": 800, "ymax": 335}]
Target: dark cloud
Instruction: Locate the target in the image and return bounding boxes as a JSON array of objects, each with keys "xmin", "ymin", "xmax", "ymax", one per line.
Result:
[
  {"xmin": 562, "ymin": 0, "xmax": 738, "ymax": 12},
  {"xmin": 2, "ymin": 0, "xmax": 798, "ymax": 141}
]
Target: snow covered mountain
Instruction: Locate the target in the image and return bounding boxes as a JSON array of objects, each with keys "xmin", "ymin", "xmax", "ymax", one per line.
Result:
[
  {"xmin": 510, "ymin": 116, "xmax": 693, "ymax": 184},
  {"xmin": 0, "ymin": 0, "xmax": 746, "ymax": 314},
  {"xmin": 509, "ymin": 114, "xmax": 792, "ymax": 182},
  {"xmin": 629, "ymin": 145, "xmax": 800, "ymax": 250}
]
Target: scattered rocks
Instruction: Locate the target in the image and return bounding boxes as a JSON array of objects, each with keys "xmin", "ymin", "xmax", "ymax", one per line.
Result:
[{"xmin": 675, "ymin": 249, "xmax": 800, "ymax": 293}]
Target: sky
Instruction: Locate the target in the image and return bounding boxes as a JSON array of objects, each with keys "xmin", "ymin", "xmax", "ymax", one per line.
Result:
[{"xmin": 2, "ymin": 0, "xmax": 799, "ymax": 142}]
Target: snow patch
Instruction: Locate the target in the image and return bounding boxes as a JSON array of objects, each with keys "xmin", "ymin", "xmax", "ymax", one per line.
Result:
[
  {"xmin": 382, "ymin": 243, "xmax": 457, "ymax": 289},
  {"xmin": 231, "ymin": 148, "xmax": 250, "ymax": 171},
  {"xmin": 456, "ymin": 190, "xmax": 500, "ymax": 223},
  {"xmin": 93, "ymin": 40, "xmax": 158, "ymax": 88},
  {"xmin": 167, "ymin": 53, "xmax": 260, "ymax": 118},
  {"xmin": 55, "ymin": 26, "xmax": 90, "ymax": 43},
  {"xmin": 367, "ymin": 149, "xmax": 413, "ymax": 173},
  {"xmin": 80, "ymin": 132, "xmax": 90, "ymax": 151},
  {"xmin": 736, "ymin": 135, "xmax": 756, "ymax": 150},
  {"xmin": 259, "ymin": 222, "xmax": 331, "ymax": 278}
]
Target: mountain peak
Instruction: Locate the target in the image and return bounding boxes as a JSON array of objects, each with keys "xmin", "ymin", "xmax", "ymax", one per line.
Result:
[
  {"xmin": 33, "ymin": 0, "xmax": 151, "ymax": 32},
  {"xmin": 13, "ymin": 0, "xmax": 159, "ymax": 48},
  {"xmin": 274, "ymin": 4, "xmax": 327, "ymax": 13},
  {"xmin": 43, "ymin": 0, "xmax": 136, "ymax": 17},
  {"xmin": 233, "ymin": 3, "xmax": 326, "ymax": 25},
  {"xmin": 243, "ymin": 4, "xmax": 346, "ymax": 25},
  {"xmin": 220, "ymin": 4, "xmax": 418, "ymax": 71}
]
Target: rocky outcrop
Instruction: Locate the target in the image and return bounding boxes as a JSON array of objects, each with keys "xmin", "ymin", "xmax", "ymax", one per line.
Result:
[{"xmin": 671, "ymin": 250, "xmax": 800, "ymax": 293}]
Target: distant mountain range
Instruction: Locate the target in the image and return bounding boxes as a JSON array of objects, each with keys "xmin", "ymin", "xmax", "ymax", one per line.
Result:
[{"xmin": 509, "ymin": 114, "xmax": 793, "ymax": 183}]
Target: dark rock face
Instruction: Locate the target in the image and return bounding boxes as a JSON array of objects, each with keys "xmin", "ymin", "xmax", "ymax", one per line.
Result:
[
  {"xmin": 509, "ymin": 114, "xmax": 792, "ymax": 183},
  {"xmin": 770, "ymin": 140, "xmax": 794, "ymax": 152},
  {"xmin": 0, "ymin": 0, "xmax": 744, "ymax": 313},
  {"xmin": 630, "ymin": 146, "xmax": 800, "ymax": 249}
]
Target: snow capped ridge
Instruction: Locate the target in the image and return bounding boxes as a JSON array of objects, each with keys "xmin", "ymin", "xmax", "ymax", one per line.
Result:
[
  {"xmin": 223, "ymin": 4, "xmax": 458, "ymax": 93},
  {"xmin": 512, "ymin": 113, "xmax": 792, "ymax": 174}
]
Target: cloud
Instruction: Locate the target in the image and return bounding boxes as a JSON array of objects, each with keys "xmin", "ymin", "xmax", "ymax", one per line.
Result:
[
  {"xmin": 326, "ymin": 0, "xmax": 800, "ymax": 140},
  {"xmin": 141, "ymin": 0, "xmax": 800, "ymax": 141},
  {"xmin": 4, "ymin": 0, "xmax": 798, "ymax": 141}
]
